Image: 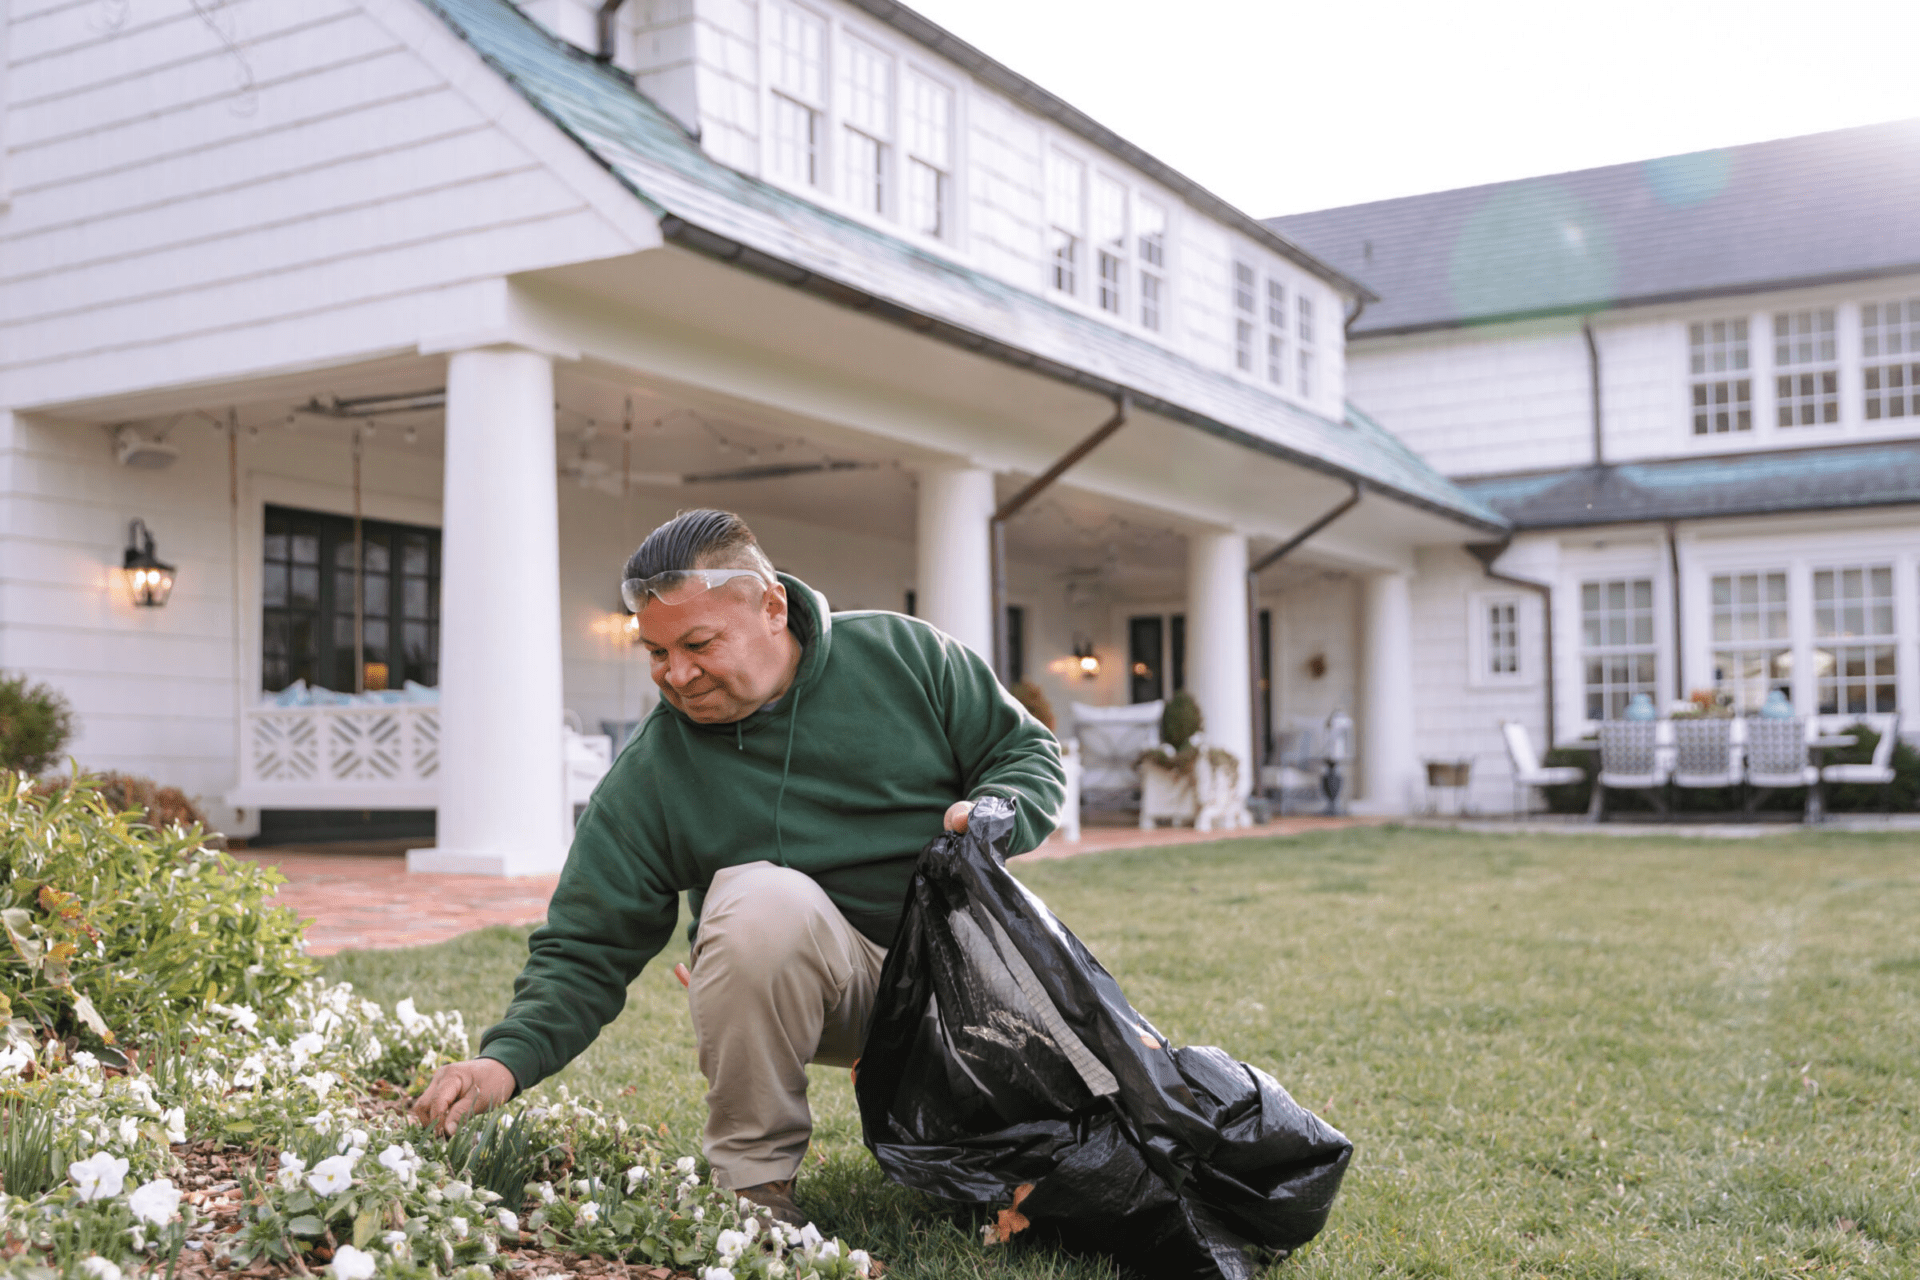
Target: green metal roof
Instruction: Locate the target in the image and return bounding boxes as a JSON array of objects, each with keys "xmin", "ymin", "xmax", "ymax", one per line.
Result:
[
  {"xmin": 420, "ymin": 0, "xmax": 1507, "ymax": 535},
  {"xmin": 1459, "ymin": 440, "xmax": 1920, "ymax": 528}
]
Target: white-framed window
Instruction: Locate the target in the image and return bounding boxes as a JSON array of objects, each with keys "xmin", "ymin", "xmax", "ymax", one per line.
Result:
[
  {"xmin": 1581, "ymin": 578, "xmax": 1657, "ymax": 720},
  {"xmin": 1468, "ymin": 591, "xmax": 1533, "ymax": 687},
  {"xmin": 1262, "ymin": 278, "xmax": 1287, "ymax": 386},
  {"xmin": 1093, "ymin": 174, "xmax": 1127, "ymax": 315},
  {"xmin": 838, "ymin": 35, "xmax": 891, "ymax": 215},
  {"xmin": 768, "ymin": 4, "xmax": 827, "ymax": 188},
  {"xmin": 902, "ymin": 70, "xmax": 952, "ymax": 239},
  {"xmin": 1775, "ymin": 308, "xmax": 1839, "ymax": 427},
  {"xmin": 1232, "ymin": 261, "xmax": 1255, "ymax": 371},
  {"xmin": 1710, "ymin": 570, "xmax": 1789, "ymax": 713},
  {"xmin": 1862, "ymin": 298, "xmax": 1920, "ymax": 421},
  {"xmin": 1297, "ymin": 293, "xmax": 1316, "ymax": 397},
  {"xmin": 1137, "ymin": 198, "xmax": 1167, "ymax": 331},
  {"xmin": 1689, "ymin": 318, "xmax": 1751, "ymax": 434},
  {"xmin": 1047, "ymin": 150, "xmax": 1085, "ymax": 297},
  {"xmin": 1488, "ymin": 599, "xmax": 1520, "ymax": 675},
  {"xmin": 1813, "ymin": 564, "xmax": 1897, "ymax": 714}
]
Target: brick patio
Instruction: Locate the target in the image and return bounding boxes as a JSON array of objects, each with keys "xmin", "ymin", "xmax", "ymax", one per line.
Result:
[{"xmin": 240, "ymin": 817, "xmax": 1371, "ymax": 955}]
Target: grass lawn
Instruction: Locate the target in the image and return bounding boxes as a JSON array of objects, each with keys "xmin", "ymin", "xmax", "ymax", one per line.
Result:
[{"xmin": 321, "ymin": 827, "xmax": 1920, "ymax": 1278}]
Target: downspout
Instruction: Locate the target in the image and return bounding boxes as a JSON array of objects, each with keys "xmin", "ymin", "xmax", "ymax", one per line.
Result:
[
  {"xmin": 1469, "ymin": 540, "xmax": 1556, "ymax": 749},
  {"xmin": 989, "ymin": 392, "xmax": 1130, "ymax": 682},
  {"xmin": 596, "ymin": 0, "xmax": 628, "ymax": 60},
  {"xmin": 1583, "ymin": 319, "xmax": 1604, "ymax": 467},
  {"xmin": 1344, "ymin": 295, "xmax": 1369, "ymax": 339},
  {"xmin": 1667, "ymin": 520, "xmax": 1684, "ymax": 703},
  {"xmin": 1245, "ymin": 483, "xmax": 1362, "ymax": 769}
]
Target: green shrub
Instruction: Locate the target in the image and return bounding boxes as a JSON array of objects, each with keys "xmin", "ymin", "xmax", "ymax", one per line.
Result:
[
  {"xmin": 1161, "ymin": 690, "xmax": 1203, "ymax": 751},
  {"xmin": 0, "ymin": 673, "xmax": 74, "ymax": 775},
  {"xmin": 1540, "ymin": 744, "xmax": 1595, "ymax": 813},
  {"xmin": 1825, "ymin": 720, "xmax": 1920, "ymax": 812},
  {"xmin": 51, "ymin": 771, "xmax": 208, "ymax": 830},
  {"xmin": 1008, "ymin": 679, "xmax": 1056, "ymax": 733},
  {"xmin": 0, "ymin": 773, "xmax": 314, "ymax": 1049}
]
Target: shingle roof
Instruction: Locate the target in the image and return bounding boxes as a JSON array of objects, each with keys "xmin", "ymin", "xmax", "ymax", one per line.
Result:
[
  {"xmin": 1457, "ymin": 440, "xmax": 1920, "ymax": 529},
  {"xmin": 418, "ymin": 0, "xmax": 1506, "ymax": 533},
  {"xmin": 1268, "ymin": 120, "xmax": 1920, "ymax": 337}
]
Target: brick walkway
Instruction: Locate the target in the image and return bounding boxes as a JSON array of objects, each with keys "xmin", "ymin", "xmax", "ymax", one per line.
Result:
[{"xmin": 241, "ymin": 818, "xmax": 1370, "ymax": 956}]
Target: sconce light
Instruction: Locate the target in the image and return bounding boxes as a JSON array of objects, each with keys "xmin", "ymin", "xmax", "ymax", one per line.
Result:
[
  {"xmin": 1072, "ymin": 637, "xmax": 1100, "ymax": 679},
  {"xmin": 593, "ymin": 606, "xmax": 642, "ymax": 646},
  {"xmin": 122, "ymin": 518, "xmax": 176, "ymax": 607}
]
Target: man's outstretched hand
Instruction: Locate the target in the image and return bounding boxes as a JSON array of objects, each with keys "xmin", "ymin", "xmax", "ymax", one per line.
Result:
[{"xmin": 409, "ymin": 1058, "xmax": 517, "ymax": 1137}]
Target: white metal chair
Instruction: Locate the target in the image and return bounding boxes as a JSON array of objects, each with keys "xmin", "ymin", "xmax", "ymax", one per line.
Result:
[
  {"xmin": 1822, "ymin": 713, "xmax": 1901, "ymax": 805},
  {"xmin": 1744, "ymin": 716, "xmax": 1816, "ymax": 817},
  {"xmin": 1262, "ymin": 724, "xmax": 1326, "ymax": 815},
  {"xmin": 1671, "ymin": 718, "xmax": 1740, "ymax": 790},
  {"xmin": 1070, "ymin": 700, "xmax": 1163, "ymax": 815},
  {"xmin": 1590, "ymin": 720, "xmax": 1672, "ymax": 820},
  {"xmin": 1499, "ymin": 721, "xmax": 1584, "ymax": 816}
]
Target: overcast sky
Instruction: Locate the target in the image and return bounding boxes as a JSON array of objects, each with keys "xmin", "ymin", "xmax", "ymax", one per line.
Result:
[{"xmin": 906, "ymin": 0, "xmax": 1920, "ymax": 218}]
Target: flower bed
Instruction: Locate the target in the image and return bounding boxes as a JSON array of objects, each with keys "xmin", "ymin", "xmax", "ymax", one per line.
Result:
[{"xmin": 1, "ymin": 778, "xmax": 877, "ymax": 1280}]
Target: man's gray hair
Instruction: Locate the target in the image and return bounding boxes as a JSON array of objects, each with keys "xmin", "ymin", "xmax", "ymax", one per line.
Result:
[{"xmin": 623, "ymin": 509, "xmax": 776, "ymax": 586}]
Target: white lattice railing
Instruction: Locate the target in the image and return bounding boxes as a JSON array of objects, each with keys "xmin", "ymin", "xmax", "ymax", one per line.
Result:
[{"xmin": 230, "ymin": 703, "xmax": 441, "ymax": 809}]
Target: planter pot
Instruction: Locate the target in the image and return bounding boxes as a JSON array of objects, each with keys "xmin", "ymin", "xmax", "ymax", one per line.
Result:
[{"xmin": 1138, "ymin": 763, "xmax": 1198, "ymax": 829}]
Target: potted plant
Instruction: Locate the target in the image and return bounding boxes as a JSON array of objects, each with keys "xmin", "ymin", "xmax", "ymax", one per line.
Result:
[{"xmin": 1135, "ymin": 693, "xmax": 1245, "ymax": 829}]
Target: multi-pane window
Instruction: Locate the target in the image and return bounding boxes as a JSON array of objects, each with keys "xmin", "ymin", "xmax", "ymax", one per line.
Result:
[
  {"xmin": 1297, "ymin": 294, "xmax": 1316, "ymax": 397},
  {"xmin": 262, "ymin": 506, "xmax": 440, "ymax": 694},
  {"xmin": 1689, "ymin": 319, "xmax": 1751, "ymax": 434},
  {"xmin": 1047, "ymin": 151, "xmax": 1085, "ymax": 296},
  {"xmin": 1487, "ymin": 600, "xmax": 1519, "ymax": 676},
  {"xmin": 1093, "ymin": 175, "xmax": 1126, "ymax": 315},
  {"xmin": 768, "ymin": 4, "xmax": 826, "ymax": 188},
  {"xmin": 1710, "ymin": 571, "xmax": 1789, "ymax": 713},
  {"xmin": 1775, "ymin": 308, "xmax": 1838, "ymax": 427},
  {"xmin": 902, "ymin": 71, "xmax": 951, "ymax": 239},
  {"xmin": 1813, "ymin": 564, "xmax": 1897, "ymax": 714},
  {"xmin": 1137, "ymin": 198, "xmax": 1166, "ymax": 331},
  {"xmin": 1262, "ymin": 278, "xmax": 1286, "ymax": 386},
  {"xmin": 1581, "ymin": 578, "xmax": 1657, "ymax": 720},
  {"xmin": 1232, "ymin": 262, "xmax": 1255, "ymax": 371},
  {"xmin": 1863, "ymin": 298, "xmax": 1920, "ymax": 420},
  {"xmin": 838, "ymin": 36, "xmax": 890, "ymax": 214}
]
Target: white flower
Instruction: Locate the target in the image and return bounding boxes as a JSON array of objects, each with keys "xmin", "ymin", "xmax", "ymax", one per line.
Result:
[
  {"xmin": 72, "ymin": 1050, "xmax": 101, "ymax": 1071},
  {"xmin": 535, "ymin": 1181, "xmax": 556, "ymax": 1205},
  {"xmin": 496, "ymin": 1209, "xmax": 519, "ymax": 1235},
  {"xmin": 312, "ymin": 1008, "xmax": 341, "ymax": 1036},
  {"xmin": 692, "ymin": 1206, "xmax": 705, "ymax": 1222},
  {"xmin": 126, "ymin": 1079, "xmax": 159, "ymax": 1113},
  {"xmin": 395, "ymin": 998, "xmax": 425, "ymax": 1032},
  {"xmin": 232, "ymin": 1055, "xmax": 266, "ymax": 1088},
  {"xmin": 128, "ymin": 1178, "xmax": 182, "ymax": 1226},
  {"xmin": 340, "ymin": 1128, "xmax": 368, "ymax": 1154},
  {"xmin": 306, "ymin": 1111, "xmax": 336, "ymax": 1137},
  {"xmin": 797, "ymin": 1222, "xmax": 823, "ymax": 1255},
  {"xmin": 288, "ymin": 1033, "xmax": 325, "ymax": 1070},
  {"xmin": 69, "ymin": 1152, "xmax": 128, "ymax": 1202},
  {"xmin": 444, "ymin": 1181, "xmax": 472, "ymax": 1202},
  {"xmin": 306, "ymin": 1153, "xmax": 357, "ymax": 1195},
  {"xmin": 383, "ymin": 1230, "xmax": 409, "ymax": 1248},
  {"xmin": 849, "ymin": 1248, "xmax": 873, "ymax": 1277},
  {"xmin": 624, "ymin": 1165, "xmax": 649, "ymax": 1192},
  {"xmin": 328, "ymin": 1244, "xmax": 378, "ymax": 1280},
  {"xmin": 450, "ymin": 1216, "xmax": 470, "ymax": 1241},
  {"xmin": 361, "ymin": 1035, "xmax": 384, "ymax": 1063},
  {"xmin": 116, "ymin": 1116, "xmax": 140, "ymax": 1147},
  {"xmin": 699, "ymin": 1269, "xmax": 736, "ymax": 1280},
  {"xmin": 302, "ymin": 1071, "xmax": 338, "ymax": 1100},
  {"xmin": 79, "ymin": 1257, "xmax": 123, "ymax": 1280},
  {"xmin": 216, "ymin": 1004, "xmax": 259, "ymax": 1032},
  {"xmin": 715, "ymin": 1229, "xmax": 750, "ymax": 1263},
  {"xmin": 377, "ymin": 1144, "xmax": 421, "ymax": 1185},
  {"xmin": 0, "ymin": 1045, "xmax": 31, "ymax": 1078},
  {"xmin": 576, "ymin": 1201, "xmax": 600, "ymax": 1226},
  {"xmin": 277, "ymin": 1151, "xmax": 308, "ymax": 1189},
  {"xmin": 816, "ymin": 1239, "xmax": 840, "ymax": 1261},
  {"xmin": 675, "ymin": 1156, "xmax": 698, "ymax": 1176},
  {"xmin": 163, "ymin": 1108, "xmax": 187, "ymax": 1145}
]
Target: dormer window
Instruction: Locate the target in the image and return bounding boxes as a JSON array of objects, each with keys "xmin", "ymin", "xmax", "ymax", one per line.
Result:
[
  {"xmin": 903, "ymin": 71, "xmax": 953, "ymax": 239},
  {"xmin": 1048, "ymin": 151, "xmax": 1086, "ymax": 296},
  {"xmin": 768, "ymin": 4, "xmax": 827, "ymax": 189},
  {"xmin": 838, "ymin": 36, "xmax": 891, "ymax": 214},
  {"xmin": 1094, "ymin": 175, "xmax": 1127, "ymax": 315}
]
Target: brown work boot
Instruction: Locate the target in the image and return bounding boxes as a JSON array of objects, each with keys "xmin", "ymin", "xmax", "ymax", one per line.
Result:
[{"xmin": 733, "ymin": 1178, "xmax": 806, "ymax": 1227}]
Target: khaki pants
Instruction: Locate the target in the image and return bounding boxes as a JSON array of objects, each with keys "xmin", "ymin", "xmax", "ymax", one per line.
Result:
[{"xmin": 688, "ymin": 861, "xmax": 887, "ymax": 1189}]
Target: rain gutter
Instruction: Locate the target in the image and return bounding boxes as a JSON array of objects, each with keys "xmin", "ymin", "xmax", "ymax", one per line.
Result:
[
  {"xmin": 1245, "ymin": 483, "xmax": 1362, "ymax": 769},
  {"xmin": 654, "ymin": 216, "xmax": 1506, "ymax": 537},
  {"xmin": 1469, "ymin": 540, "xmax": 1557, "ymax": 748}
]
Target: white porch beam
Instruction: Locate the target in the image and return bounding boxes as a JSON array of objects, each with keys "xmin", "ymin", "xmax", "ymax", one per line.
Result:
[
  {"xmin": 1188, "ymin": 530, "xmax": 1253, "ymax": 789},
  {"xmin": 409, "ymin": 346, "xmax": 571, "ymax": 877},
  {"xmin": 1358, "ymin": 571, "xmax": 1418, "ymax": 814},
  {"xmin": 915, "ymin": 463, "xmax": 996, "ymax": 661}
]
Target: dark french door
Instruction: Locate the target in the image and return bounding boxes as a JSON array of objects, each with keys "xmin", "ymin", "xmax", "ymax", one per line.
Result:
[{"xmin": 261, "ymin": 505, "xmax": 442, "ymax": 694}]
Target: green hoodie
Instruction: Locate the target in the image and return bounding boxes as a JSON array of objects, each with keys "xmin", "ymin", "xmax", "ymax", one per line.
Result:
[{"xmin": 477, "ymin": 573, "xmax": 1065, "ymax": 1090}]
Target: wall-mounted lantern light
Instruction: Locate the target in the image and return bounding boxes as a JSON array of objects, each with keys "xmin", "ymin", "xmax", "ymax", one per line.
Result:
[
  {"xmin": 122, "ymin": 518, "xmax": 176, "ymax": 608},
  {"xmin": 1072, "ymin": 637, "xmax": 1100, "ymax": 679},
  {"xmin": 592, "ymin": 605, "xmax": 642, "ymax": 646}
]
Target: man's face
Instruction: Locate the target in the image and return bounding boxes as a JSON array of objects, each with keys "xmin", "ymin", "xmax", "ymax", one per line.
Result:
[{"xmin": 636, "ymin": 576, "xmax": 794, "ymax": 724}]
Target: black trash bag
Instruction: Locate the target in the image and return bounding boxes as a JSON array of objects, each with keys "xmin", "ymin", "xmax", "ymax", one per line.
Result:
[{"xmin": 855, "ymin": 796, "xmax": 1352, "ymax": 1280}]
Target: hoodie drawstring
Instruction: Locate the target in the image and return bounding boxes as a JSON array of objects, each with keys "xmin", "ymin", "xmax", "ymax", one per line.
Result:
[{"xmin": 772, "ymin": 682, "xmax": 802, "ymax": 867}]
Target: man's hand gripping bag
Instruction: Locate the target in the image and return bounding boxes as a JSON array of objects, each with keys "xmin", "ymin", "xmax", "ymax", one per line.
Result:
[{"xmin": 855, "ymin": 797, "xmax": 1352, "ymax": 1279}]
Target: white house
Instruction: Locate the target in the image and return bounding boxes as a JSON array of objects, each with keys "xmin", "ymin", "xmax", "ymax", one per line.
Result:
[
  {"xmin": 1274, "ymin": 119, "xmax": 1920, "ymax": 810},
  {"xmin": 0, "ymin": 0, "xmax": 1508, "ymax": 869}
]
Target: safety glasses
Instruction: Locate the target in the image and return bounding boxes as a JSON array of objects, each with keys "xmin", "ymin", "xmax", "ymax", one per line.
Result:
[{"xmin": 621, "ymin": 566, "xmax": 770, "ymax": 612}]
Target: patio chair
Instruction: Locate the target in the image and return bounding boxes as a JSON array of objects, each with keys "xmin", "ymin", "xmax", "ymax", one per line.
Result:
[
  {"xmin": 1743, "ymin": 716, "xmax": 1816, "ymax": 817},
  {"xmin": 1070, "ymin": 700, "xmax": 1163, "ymax": 815},
  {"xmin": 1821, "ymin": 712, "xmax": 1902, "ymax": 810},
  {"xmin": 1590, "ymin": 720, "xmax": 1670, "ymax": 821},
  {"xmin": 1499, "ymin": 721, "xmax": 1584, "ymax": 816},
  {"xmin": 1261, "ymin": 724, "xmax": 1326, "ymax": 815},
  {"xmin": 1671, "ymin": 718, "xmax": 1740, "ymax": 790}
]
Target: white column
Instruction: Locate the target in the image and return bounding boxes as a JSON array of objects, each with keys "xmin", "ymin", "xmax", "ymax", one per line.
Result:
[
  {"xmin": 915, "ymin": 463, "xmax": 995, "ymax": 661},
  {"xmin": 409, "ymin": 347, "xmax": 571, "ymax": 877},
  {"xmin": 1358, "ymin": 571, "xmax": 1418, "ymax": 813},
  {"xmin": 1187, "ymin": 530, "xmax": 1253, "ymax": 791}
]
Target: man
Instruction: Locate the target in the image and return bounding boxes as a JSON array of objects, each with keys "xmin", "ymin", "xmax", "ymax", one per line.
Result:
[{"xmin": 411, "ymin": 509, "xmax": 1065, "ymax": 1225}]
